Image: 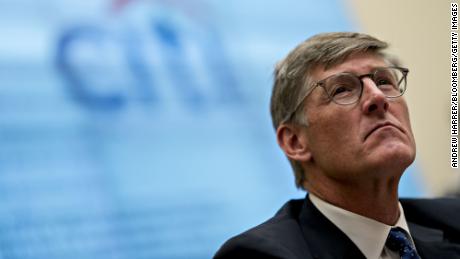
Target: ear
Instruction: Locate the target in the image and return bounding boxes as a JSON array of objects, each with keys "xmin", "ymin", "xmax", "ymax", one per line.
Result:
[{"xmin": 276, "ymin": 124, "xmax": 312, "ymax": 162}]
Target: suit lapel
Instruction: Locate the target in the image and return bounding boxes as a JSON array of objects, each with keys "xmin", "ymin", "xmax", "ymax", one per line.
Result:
[
  {"xmin": 401, "ymin": 198, "xmax": 460, "ymax": 258},
  {"xmin": 409, "ymin": 222, "xmax": 460, "ymax": 259},
  {"xmin": 298, "ymin": 195, "xmax": 366, "ymax": 259}
]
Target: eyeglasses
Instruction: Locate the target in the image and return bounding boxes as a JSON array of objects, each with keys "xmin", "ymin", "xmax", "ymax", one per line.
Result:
[{"xmin": 282, "ymin": 66, "xmax": 409, "ymax": 124}]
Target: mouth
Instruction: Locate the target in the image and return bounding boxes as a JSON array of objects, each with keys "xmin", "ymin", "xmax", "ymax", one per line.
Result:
[{"xmin": 364, "ymin": 122, "xmax": 405, "ymax": 141}]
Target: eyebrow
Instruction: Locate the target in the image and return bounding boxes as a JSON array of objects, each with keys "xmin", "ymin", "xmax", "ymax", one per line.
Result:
[{"xmin": 335, "ymin": 66, "xmax": 387, "ymax": 75}]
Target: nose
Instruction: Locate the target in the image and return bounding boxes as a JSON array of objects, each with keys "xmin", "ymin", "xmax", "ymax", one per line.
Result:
[{"xmin": 361, "ymin": 77, "xmax": 388, "ymax": 116}]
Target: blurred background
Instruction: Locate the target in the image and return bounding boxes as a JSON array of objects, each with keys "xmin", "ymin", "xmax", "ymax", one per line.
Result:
[{"xmin": 0, "ymin": 0, "xmax": 457, "ymax": 258}]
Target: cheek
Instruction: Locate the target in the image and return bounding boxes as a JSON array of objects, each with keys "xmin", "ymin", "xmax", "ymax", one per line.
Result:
[
  {"xmin": 307, "ymin": 110, "xmax": 358, "ymax": 151},
  {"xmin": 391, "ymin": 103, "xmax": 415, "ymax": 139}
]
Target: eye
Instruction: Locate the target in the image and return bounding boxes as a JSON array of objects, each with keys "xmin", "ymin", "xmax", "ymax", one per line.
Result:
[
  {"xmin": 331, "ymin": 85, "xmax": 353, "ymax": 97},
  {"xmin": 376, "ymin": 78, "xmax": 392, "ymax": 85},
  {"xmin": 375, "ymin": 77, "xmax": 399, "ymax": 93},
  {"xmin": 374, "ymin": 71, "xmax": 397, "ymax": 87}
]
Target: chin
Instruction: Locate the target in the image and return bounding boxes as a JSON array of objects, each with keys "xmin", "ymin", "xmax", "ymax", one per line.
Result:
[{"xmin": 372, "ymin": 142, "xmax": 416, "ymax": 171}]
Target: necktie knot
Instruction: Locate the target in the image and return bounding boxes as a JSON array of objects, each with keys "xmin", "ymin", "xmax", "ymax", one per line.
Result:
[{"xmin": 386, "ymin": 227, "xmax": 421, "ymax": 259}]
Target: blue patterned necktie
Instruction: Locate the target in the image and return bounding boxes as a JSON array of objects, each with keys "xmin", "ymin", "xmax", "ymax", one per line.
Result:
[{"xmin": 386, "ymin": 227, "xmax": 421, "ymax": 259}]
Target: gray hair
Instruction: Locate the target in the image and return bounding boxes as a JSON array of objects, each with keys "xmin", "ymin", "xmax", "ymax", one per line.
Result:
[{"xmin": 270, "ymin": 32, "xmax": 392, "ymax": 189}]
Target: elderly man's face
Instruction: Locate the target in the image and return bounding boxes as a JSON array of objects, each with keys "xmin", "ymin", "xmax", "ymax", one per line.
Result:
[{"xmin": 302, "ymin": 52, "xmax": 416, "ymax": 181}]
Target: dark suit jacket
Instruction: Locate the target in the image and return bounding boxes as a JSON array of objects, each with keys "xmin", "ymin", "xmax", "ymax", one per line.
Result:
[{"xmin": 214, "ymin": 196, "xmax": 460, "ymax": 259}]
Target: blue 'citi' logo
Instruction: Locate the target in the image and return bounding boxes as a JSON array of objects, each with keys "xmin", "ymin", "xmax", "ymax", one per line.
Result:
[{"xmin": 55, "ymin": 15, "xmax": 242, "ymax": 112}]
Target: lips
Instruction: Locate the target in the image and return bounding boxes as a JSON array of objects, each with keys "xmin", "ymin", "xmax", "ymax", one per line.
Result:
[{"xmin": 364, "ymin": 121, "xmax": 405, "ymax": 140}]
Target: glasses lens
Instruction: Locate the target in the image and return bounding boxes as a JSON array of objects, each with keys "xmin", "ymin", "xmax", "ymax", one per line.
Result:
[
  {"xmin": 324, "ymin": 74, "xmax": 362, "ymax": 104},
  {"xmin": 374, "ymin": 68, "xmax": 406, "ymax": 97}
]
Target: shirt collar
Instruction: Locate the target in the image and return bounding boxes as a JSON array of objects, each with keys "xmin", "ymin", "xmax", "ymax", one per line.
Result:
[{"xmin": 309, "ymin": 193, "xmax": 412, "ymax": 259}]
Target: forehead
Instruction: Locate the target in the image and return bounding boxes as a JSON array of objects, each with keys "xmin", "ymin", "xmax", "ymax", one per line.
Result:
[{"xmin": 311, "ymin": 52, "xmax": 389, "ymax": 81}]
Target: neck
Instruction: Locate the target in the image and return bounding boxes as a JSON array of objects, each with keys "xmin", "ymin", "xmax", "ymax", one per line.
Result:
[{"xmin": 304, "ymin": 172, "xmax": 401, "ymax": 225}]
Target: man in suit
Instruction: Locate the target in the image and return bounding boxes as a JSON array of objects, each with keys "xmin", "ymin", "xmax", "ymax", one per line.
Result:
[{"xmin": 214, "ymin": 32, "xmax": 460, "ymax": 258}]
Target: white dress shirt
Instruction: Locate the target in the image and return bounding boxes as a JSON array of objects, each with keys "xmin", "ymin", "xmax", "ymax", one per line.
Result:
[{"xmin": 309, "ymin": 193, "xmax": 417, "ymax": 259}]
